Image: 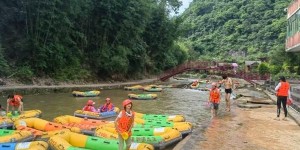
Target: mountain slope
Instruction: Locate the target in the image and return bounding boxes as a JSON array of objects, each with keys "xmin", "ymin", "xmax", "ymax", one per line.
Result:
[{"xmin": 180, "ymin": 0, "xmax": 291, "ymax": 62}]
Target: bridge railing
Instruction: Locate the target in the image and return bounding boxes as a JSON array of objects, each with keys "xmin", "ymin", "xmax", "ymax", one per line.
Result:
[
  {"xmin": 224, "ymin": 71, "xmax": 270, "ymax": 81},
  {"xmin": 158, "ymin": 61, "xmax": 270, "ymax": 81},
  {"xmin": 159, "ymin": 61, "xmax": 216, "ymax": 80}
]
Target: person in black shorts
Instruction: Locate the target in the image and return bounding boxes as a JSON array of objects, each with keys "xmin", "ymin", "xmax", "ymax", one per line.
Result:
[
  {"xmin": 225, "ymin": 88, "xmax": 232, "ymax": 94},
  {"xmin": 220, "ymin": 75, "xmax": 233, "ymax": 111}
]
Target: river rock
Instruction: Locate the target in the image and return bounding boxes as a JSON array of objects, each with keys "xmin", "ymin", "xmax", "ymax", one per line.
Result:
[
  {"xmin": 234, "ymin": 89, "xmax": 254, "ymax": 97},
  {"xmin": 246, "ymin": 98, "xmax": 274, "ymax": 105},
  {"xmin": 237, "ymin": 103, "xmax": 262, "ymax": 109},
  {"xmin": 236, "ymin": 97, "xmax": 253, "ymax": 103}
]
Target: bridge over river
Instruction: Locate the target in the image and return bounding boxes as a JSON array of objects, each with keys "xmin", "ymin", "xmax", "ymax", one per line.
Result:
[{"xmin": 158, "ymin": 61, "xmax": 270, "ymax": 83}]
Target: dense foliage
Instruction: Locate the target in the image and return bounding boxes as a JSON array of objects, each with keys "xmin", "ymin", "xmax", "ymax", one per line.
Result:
[
  {"xmin": 179, "ymin": 0, "xmax": 300, "ymax": 78},
  {"xmin": 0, "ymin": 0, "xmax": 187, "ymax": 81}
]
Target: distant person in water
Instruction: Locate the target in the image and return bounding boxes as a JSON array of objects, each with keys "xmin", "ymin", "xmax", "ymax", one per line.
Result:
[
  {"xmin": 192, "ymin": 80, "xmax": 198, "ymax": 86},
  {"xmin": 208, "ymin": 82, "xmax": 221, "ymax": 118},
  {"xmin": 98, "ymin": 98, "xmax": 115, "ymax": 112},
  {"xmin": 7, "ymin": 94, "xmax": 23, "ymax": 115},
  {"xmin": 274, "ymin": 76, "xmax": 291, "ymax": 121},
  {"xmin": 82, "ymin": 100, "xmax": 97, "ymax": 112},
  {"xmin": 219, "ymin": 75, "xmax": 233, "ymax": 112}
]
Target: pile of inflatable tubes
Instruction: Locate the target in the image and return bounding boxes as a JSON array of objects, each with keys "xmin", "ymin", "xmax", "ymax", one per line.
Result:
[
  {"xmin": 128, "ymin": 94, "xmax": 157, "ymax": 100},
  {"xmin": 0, "ymin": 110, "xmax": 42, "ymax": 129},
  {"xmin": 143, "ymin": 86, "xmax": 163, "ymax": 92},
  {"xmin": 14, "ymin": 118, "xmax": 81, "ymax": 141},
  {"xmin": 135, "ymin": 112, "xmax": 185, "ymax": 122},
  {"xmin": 0, "ymin": 141, "xmax": 48, "ymax": 150},
  {"xmin": 74, "ymin": 107, "xmax": 120, "ymax": 120},
  {"xmin": 72, "ymin": 90, "xmax": 100, "ymax": 97},
  {"xmin": 95, "ymin": 126, "xmax": 181, "ymax": 149},
  {"xmin": 124, "ymin": 85, "xmax": 144, "ymax": 91},
  {"xmin": 53, "ymin": 115, "xmax": 111, "ymax": 135},
  {"xmin": 0, "ymin": 129, "xmax": 34, "ymax": 143},
  {"xmin": 48, "ymin": 130, "xmax": 154, "ymax": 150}
]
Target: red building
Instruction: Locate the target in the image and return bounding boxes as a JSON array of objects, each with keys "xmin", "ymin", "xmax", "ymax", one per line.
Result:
[{"xmin": 286, "ymin": 0, "xmax": 300, "ymax": 52}]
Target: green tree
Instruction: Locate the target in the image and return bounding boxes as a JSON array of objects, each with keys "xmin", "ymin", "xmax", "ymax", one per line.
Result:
[
  {"xmin": 0, "ymin": 44, "xmax": 9, "ymax": 76},
  {"xmin": 258, "ymin": 62, "xmax": 270, "ymax": 75}
]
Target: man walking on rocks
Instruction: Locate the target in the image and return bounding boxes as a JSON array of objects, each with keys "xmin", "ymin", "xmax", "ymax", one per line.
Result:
[{"xmin": 275, "ymin": 76, "xmax": 291, "ymax": 121}]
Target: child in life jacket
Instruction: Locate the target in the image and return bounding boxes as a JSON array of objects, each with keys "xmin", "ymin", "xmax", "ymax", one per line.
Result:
[
  {"xmin": 98, "ymin": 98, "xmax": 115, "ymax": 112},
  {"xmin": 82, "ymin": 100, "xmax": 97, "ymax": 112},
  {"xmin": 115, "ymin": 99, "xmax": 134, "ymax": 150},
  {"xmin": 7, "ymin": 94, "xmax": 24, "ymax": 115},
  {"xmin": 208, "ymin": 82, "xmax": 221, "ymax": 118}
]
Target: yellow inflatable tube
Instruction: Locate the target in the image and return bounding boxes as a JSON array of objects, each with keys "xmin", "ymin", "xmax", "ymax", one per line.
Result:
[
  {"xmin": 53, "ymin": 115, "xmax": 110, "ymax": 125},
  {"xmin": 49, "ymin": 131, "xmax": 154, "ymax": 150},
  {"xmin": 124, "ymin": 85, "xmax": 144, "ymax": 90},
  {"xmin": 15, "ymin": 141, "xmax": 48, "ymax": 150},
  {"xmin": 3, "ymin": 110, "xmax": 42, "ymax": 121},
  {"xmin": 15, "ymin": 118, "xmax": 80, "ymax": 132},
  {"xmin": 0, "ymin": 117, "xmax": 14, "ymax": 128},
  {"xmin": 0, "ymin": 130, "xmax": 33, "ymax": 143}
]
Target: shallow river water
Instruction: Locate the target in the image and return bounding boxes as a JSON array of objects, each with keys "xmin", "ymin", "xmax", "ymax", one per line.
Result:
[{"xmin": 0, "ymin": 79, "xmax": 267, "ymax": 149}]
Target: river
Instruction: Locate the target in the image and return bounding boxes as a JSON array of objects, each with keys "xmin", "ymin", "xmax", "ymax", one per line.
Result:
[{"xmin": 0, "ymin": 79, "xmax": 267, "ymax": 149}]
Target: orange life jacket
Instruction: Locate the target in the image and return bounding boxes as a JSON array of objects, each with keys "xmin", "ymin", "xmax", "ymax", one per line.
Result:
[
  {"xmin": 83, "ymin": 106, "xmax": 95, "ymax": 112},
  {"xmin": 14, "ymin": 95, "xmax": 23, "ymax": 100},
  {"xmin": 277, "ymin": 82, "xmax": 290, "ymax": 97},
  {"xmin": 117, "ymin": 110, "xmax": 135, "ymax": 136},
  {"xmin": 209, "ymin": 88, "xmax": 220, "ymax": 103},
  {"xmin": 9, "ymin": 95, "xmax": 22, "ymax": 107},
  {"xmin": 100, "ymin": 103, "xmax": 114, "ymax": 112}
]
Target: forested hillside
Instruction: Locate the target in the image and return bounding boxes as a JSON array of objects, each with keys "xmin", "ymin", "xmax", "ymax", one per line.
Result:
[
  {"xmin": 1, "ymin": 0, "xmax": 300, "ymax": 83},
  {"xmin": 179, "ymin": 0, "xmax": 300, "ymax": 76},
  {"xmin": 0, "ymin": 0, "xmax": 187, "ymax": 81}
]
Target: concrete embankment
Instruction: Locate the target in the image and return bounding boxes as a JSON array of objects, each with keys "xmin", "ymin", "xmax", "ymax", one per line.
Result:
[{"xmin": 0, "ymin": 79, "xmax": 157, "ymax": 96}]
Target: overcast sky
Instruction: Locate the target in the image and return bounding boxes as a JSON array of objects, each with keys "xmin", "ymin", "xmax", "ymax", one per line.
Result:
[{"xmin": 178, "ymin": 0, "xmax": 193, "ymax": 14}]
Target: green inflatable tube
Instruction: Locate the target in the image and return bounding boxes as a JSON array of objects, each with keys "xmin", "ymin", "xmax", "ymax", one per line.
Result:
[
  {"xmin": 132, "ymin": 128, "xmax": 155, "ymax": 136},
  {"xmin": 85, "ymin": 137, "xmax": 119, "ymax": 150},
  {"xmin": 131, "ymin": 136, "xmax": 163, "ymax": 145},
  {"xmin": 0, "ymin": 129, "xmax": 15, "ymax": 137},
  {"xmin": 67, "ymin": 146, "xmax": 89, "ymax": 150},
  {"xmin": 142, "ymin": 115, "xmax": 168, "ymax": 120}
]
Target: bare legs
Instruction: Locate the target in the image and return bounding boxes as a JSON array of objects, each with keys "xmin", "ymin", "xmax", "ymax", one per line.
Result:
[{"xmin": 225, "ymin": 93, "xmax": 231, "ymax": 111}]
